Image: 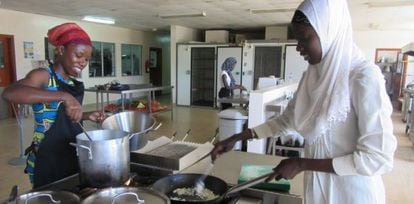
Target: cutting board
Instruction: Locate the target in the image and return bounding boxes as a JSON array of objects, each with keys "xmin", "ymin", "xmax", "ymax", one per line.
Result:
[{"xmin": 238, "ymin": 164, "xmax": 290, "ymax": 192}]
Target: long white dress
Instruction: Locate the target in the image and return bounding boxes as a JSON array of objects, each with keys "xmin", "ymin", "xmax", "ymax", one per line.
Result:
[
  {"xmin": 253, "ymin": 64, "xmax": 397, "ymax": 204},
  {"xmin": 251, "ymin": 0, "xmax": 397, "ymax": 202}
]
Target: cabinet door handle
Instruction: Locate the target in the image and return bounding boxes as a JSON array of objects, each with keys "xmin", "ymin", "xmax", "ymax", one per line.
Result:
[
  {"xmin": 235, "ymin": 72, "xmax": 240, "ymax": 75},
  {"xmin": 186, "ymin": 70, "xmax": 191, "ymax": 75}
]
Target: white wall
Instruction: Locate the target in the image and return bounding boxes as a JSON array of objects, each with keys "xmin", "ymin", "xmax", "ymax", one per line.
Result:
[
  {"xmin": 0, "ymin": 8, "xmax": 155, "ymax": 105},
  {"xmin": 265, "ymin": 26, "xmax": 288, "ymax": 40},
  {"xmin": 354, "ymin": 30, "xmax": 414, "ymax": 62},
  {"xmin": 144, "ymin": 31, "xmax": 172, "ymax": 94},
  {"xmin": 170, "ymin": 25, "xmax": 201, "ymax": 102}
]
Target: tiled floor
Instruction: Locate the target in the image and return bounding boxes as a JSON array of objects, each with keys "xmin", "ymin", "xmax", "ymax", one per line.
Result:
[{"xmin": 0, "ymin": 103, "xmax": 413, "ymax": 203}]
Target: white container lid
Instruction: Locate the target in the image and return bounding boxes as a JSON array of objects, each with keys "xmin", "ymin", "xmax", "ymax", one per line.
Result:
[{"xmin": 218, "ymin": 108, "xmax": 248, "ymax": 120}]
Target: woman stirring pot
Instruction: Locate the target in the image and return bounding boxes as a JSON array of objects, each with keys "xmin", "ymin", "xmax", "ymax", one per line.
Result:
[{"xmin": 2, "ymin": 23, "xmax": 105, "ymax": 188}]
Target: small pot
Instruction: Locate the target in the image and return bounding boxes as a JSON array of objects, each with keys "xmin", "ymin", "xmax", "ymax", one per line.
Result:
[
  {"xmin": 82, "ymin": 187, "xmax": 170, "ymax": 204},
  {"xmin": 15, "ymin": 191, "xmax": 80, "ymax": 204},
  {"xmin": 102, "ymin": 111, "xmax": 159, "ymax": 151},
  {"xmin": 70, "ymin": 129, "xmax": 130, "ymax": 188}
]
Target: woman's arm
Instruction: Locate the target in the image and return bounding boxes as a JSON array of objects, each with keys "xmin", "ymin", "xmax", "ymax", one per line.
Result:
[
  {"xmin": 222, "ymin": 75, "xmax": 245, "ymax": 90},
  {"xmin": 332, "ymin": 67, "xmax": 396, "ymax": 176},
  {"xmin": 2, "ymin": 68, "xmax": 70, "ymax": 104},
  {"xmin": 2, "ymin": 68, "xmax": 84, "ymax": 122}
]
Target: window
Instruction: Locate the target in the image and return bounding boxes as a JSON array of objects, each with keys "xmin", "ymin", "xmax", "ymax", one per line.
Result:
[
  {"xmin": 89, "ymin": 41, "xmax": 115, "ymax": 77},
  {"xmin": 121, "ymin": 44, "xmax": 142, "ymax": 76}
]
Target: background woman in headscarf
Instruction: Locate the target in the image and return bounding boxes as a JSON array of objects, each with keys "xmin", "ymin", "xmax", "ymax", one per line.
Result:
[
  {"xmin": 218, "ymin": 57, "xmax": 245, "ymax": 110},
  {"xmin": 2, "ymin": 22, "xmax": 105, "ymax": 188},
  {"xmin": 211, "ymin": 0, "xmax": 397, "ymax": 203}
]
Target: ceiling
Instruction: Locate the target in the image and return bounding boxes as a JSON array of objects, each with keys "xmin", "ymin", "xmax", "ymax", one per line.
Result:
[{"xmin": 0, "ymin": 0, "xmax": 414, "ymax": 31}]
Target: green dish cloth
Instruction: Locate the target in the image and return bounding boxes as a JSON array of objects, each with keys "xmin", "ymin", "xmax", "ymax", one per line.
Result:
[{"xmin": 238, "ymin": 164, "xmax": 290, "ymax": 192}]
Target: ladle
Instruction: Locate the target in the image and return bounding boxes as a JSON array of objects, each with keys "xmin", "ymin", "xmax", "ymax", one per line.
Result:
[{"xmin": 77, "ymin": 122, "xmax": 93, "ymax": 141}]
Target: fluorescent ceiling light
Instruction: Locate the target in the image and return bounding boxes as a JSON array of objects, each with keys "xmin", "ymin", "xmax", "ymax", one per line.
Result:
[
  {"xmin": 249, "ymin": 8, "xmax": 296, "ymax": 14},
  {"xmin": 82, "ymin": 16, "xmax": 115, "ymax": 24},
  {"xmin": 159, "ymin": 11, "xmax": 206, "ymax": 19},
  {"xmin": 365, "ymin": 1, "xmax": 414, "ymax": 8}
]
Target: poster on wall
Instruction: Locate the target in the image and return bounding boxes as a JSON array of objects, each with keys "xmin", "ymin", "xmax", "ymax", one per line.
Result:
[{"xmin": 23, "ymin": 41, "xmax": 34, "ymax": 59}]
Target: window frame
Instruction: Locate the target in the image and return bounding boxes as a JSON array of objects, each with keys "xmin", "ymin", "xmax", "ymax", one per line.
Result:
[{"xmin": 121, "ymin": 43, "xmax": 143, "ymax": 76}]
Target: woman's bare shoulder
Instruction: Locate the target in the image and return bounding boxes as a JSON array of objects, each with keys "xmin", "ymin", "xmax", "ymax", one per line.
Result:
[{"xmin": 19, "ymin": 68, "xmax": 51, "ymax": 87}]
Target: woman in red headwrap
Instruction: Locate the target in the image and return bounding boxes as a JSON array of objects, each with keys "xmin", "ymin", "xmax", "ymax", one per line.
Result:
[{"xmin": 2, "ymin": 22, "xmax": 105, "ymax": 188}]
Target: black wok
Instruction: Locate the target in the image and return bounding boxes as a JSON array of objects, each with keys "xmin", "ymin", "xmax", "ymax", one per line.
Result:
[{"xmin": 151, "ymin": 173, "xmax": 231, "ymax": 204}]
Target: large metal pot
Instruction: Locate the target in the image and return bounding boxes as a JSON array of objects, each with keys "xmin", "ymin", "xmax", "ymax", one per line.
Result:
[
  {"xmin": 82, "ymin": 187, "xmax": 170, "ymax": 204},
  {"xmin": 14, "ymin": 190, "xmax": 80, "ymax": 204},
  {"xmin": 102, "ymin": 111, "xmax": 158, "ymax": 151},
  {"xmin": 71, "ymin": 129, "xmax": 130, "ymax": 188}
]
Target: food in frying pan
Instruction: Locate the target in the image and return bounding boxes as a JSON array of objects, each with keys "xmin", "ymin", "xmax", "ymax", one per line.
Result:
[{"xmin": 170, "ymin": 187, "xmax": 219, "ymax": 201}]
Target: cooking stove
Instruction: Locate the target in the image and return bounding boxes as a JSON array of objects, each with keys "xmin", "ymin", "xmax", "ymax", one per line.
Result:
[{"xmin": 32, "ymin": 163, "xmax": 300, "ymax": 204}]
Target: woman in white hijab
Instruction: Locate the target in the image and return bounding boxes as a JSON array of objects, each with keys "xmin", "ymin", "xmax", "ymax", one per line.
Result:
[{"xmin": 211, "ymin": 0, "xmax": 397, "ymax": 203}]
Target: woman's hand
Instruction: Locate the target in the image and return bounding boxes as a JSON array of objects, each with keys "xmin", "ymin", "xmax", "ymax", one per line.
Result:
[
  {"xmin": 87, "ymin": 111, "xmax": 106, "ymax": 123},
  {"xmin": 62, "ymin": 92, "xmax": 83, "ymax": 122},
  {"xmin": 210, "ymin": 136, "xmax": 238, "ymax": 161},
  {"xmin": 266, "ymin": 158, "xmax": 304, "ymax": 181},
  {"xmin": 265, "ymin": 158, "xmax": 334, "ymax": 182},
  {"xmin": 210, "ymin": 129, "xmax": 253, "ymax": 161}
]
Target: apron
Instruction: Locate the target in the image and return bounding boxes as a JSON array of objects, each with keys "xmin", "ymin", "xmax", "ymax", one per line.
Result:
[{"xmin": 33, "ymin": 69, "xmax": 85, "ymax": 188}]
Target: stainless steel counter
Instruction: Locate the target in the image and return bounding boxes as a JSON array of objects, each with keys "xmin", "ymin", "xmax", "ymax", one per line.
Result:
[{"xmin": 84, "ymin": 84, "xmax": 174, "ymax": 119}]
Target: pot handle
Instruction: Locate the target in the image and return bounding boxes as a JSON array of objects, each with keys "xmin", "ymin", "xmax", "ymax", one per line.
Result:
[
  {"xmin": 69, "ymin": 142, "xmax": 93, "ymax": 160},
  {"xmin": 128, "ymin": 122, "xmax": 162, "ymax": 140},
  {"xmin": 151, "ymin": 122, "xmax": 162, "ymax": 131},
  {"xmin": 24, "ymin": 193, "xmax": 60, "ymax": 204},
  {"xmin": 111, "ymin": 192, "xmax": 144, "ymax": 204}
]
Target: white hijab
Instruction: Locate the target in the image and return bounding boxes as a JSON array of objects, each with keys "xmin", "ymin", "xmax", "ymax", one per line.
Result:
[{"xmin": 293, "ymin": 0, "xmax": 367, "ymax": 143}]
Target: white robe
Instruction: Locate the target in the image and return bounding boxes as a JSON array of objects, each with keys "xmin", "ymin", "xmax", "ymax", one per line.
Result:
[{"xmin": 253, "ymin": 64, "xmax": 397, "ymax": 204}]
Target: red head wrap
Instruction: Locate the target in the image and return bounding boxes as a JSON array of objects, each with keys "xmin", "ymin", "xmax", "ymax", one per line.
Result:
[{"xmin": 47, "ymin": 22, "xmax": 92, "ymax": 47}]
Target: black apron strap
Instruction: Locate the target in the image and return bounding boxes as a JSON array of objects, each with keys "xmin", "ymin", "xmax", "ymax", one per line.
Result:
[{"xmin": 33, "ymin": 69, "xmax": 85, "ymax": 188}]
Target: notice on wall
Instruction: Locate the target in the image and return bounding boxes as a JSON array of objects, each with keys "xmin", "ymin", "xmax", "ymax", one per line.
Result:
[{"xmin": 23, "ymin": 41, "xmax": 34, "ymax": 59}]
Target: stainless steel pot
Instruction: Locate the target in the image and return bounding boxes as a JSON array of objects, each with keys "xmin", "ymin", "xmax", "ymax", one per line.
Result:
[
  {"xmin": 82, "ymin": 187, "xmax": 170, "ymax": 204},
  {"xmin": 14, "ymin": 191, "xmax": 80, "ymax": 204},
  {"xmin": 70, "ymin": 129, "xmax": 130, "ymax": 188},
  {"xmin": 102, "ymin": 111, "xmax": 158, "ymax": 151}
]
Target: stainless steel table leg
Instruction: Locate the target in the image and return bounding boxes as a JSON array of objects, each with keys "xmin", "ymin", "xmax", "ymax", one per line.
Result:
[
  {"xmin": 121, "ymin": 94, "xmax": 125, "ymax": 111},
  {"xmin": 95, "ymin": 92, "xmax": 99, "ymax": 110}
]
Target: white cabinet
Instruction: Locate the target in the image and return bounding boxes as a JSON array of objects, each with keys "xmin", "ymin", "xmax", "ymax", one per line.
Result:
[
  {"xmin": 242, "ymin": 41, "xmax": 308, "ymax": 90},
  {"xmin": 284, "ymin": 44, "xmax": 308, "ymax": 83},
  {"xmin": 176, "ymin": 45, "xmax": 192, "ymax": 106},
  {"xmin": 176, "ymin": 44, "xmax": 230, "ymax": 107}
]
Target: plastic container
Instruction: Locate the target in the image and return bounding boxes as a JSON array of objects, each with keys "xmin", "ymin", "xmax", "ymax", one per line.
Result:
[{"xmin": 218, "ymin": 108, "xmax": 248, "ymax": 150}]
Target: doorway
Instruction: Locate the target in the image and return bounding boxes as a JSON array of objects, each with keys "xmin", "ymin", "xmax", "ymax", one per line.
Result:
[
  {"xmin": 149, "ymin": 47, "xmax": 162, "ymax": 95},
  {"xmin": 0, "ymin": 34, "xmax": 16, "ymax": 119}
]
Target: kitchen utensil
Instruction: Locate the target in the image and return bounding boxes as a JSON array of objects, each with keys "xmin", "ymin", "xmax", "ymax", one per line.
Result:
[
  {"xmin": 102, "ymin": 111, "xmax": 160, "ymax": 151},
  {"xmin": 194, "ymin": 162, "xmax": 214, "ymax": 195},
  {"xmin": 82, "ymin": 187, "xmax": 170, "ymax": 204},
  {"xmin": 77, "ymin": 122, "xmax": 93, "ymax": 141},
  {"xmin": 70, "ymin": 129, "xmax": 130, "ymax": 188},
  {"xmin": 181, "ymin": 129, "xmax": 191, "ymax": 141},
  {"xmin": 152, "ymin": 172, "xmax": 273, "ymax": 203}
]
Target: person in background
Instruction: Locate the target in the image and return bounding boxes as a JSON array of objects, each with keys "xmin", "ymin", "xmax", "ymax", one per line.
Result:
[
  {"xmin": 382, "ymin": 65, "xmax": 393, "ymax": 101},
  {"xmin": 218, "ymin": 57, "xmax": 245, "ymax": 110},
  {"xmin": 2, "ymin": 22, "xmax": 105, "ymax": 188},
  {"xmin": 210, "ymin": 0, "xmax": 397, "ymax": 203}
]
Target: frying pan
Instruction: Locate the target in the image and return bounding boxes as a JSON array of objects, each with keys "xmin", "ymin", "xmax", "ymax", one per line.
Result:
[{"xmin": 151, "ymin": 173, "xmax": 272, "ymax": 204}]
